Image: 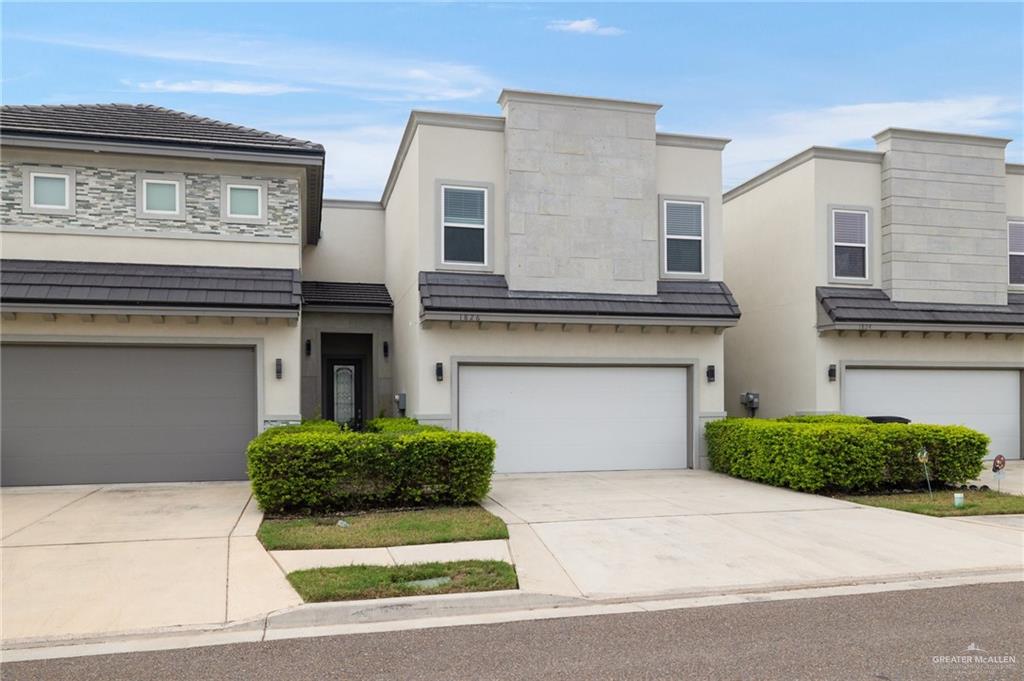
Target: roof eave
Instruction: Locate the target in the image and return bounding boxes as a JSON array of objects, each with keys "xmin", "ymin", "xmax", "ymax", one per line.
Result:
[
  {"xmin": 420, "ymin": 310, "xmax": 739, "ymax": 328},
  {"xmin": 818, "ymin": 321, "xmax": 1024, "ymax": 336}
]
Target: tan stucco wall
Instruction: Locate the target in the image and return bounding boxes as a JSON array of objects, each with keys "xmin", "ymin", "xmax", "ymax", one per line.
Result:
[
  {"xmin": 723, "ymin": 161, "xmax": 818, "ymax": 418},
  {"xmin": 0, "ymin": 314, "xmax": 301, "ymax": 426},
  {"xmin": 815, "ymin": 332, "xmax": 1024, "ymax": 412},
  {"xmin": 656, "ymin": 145, "xmax": 725, "ymax": 281},
  {"xmin": 1008, "ymin": 171, "xmax": 1024, "ymax": 217},
  {"xmin": 812, "ymin": 158, "xmax": 883, "ymax": 287},
  {"xmin": 303, "ymin": 204, "xmax": 385, "ymax": 283}
]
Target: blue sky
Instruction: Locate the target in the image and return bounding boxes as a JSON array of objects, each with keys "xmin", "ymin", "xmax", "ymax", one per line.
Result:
[{"xmin": 4, "ymin": 2, "xmax": 1022, "ymax": 198}]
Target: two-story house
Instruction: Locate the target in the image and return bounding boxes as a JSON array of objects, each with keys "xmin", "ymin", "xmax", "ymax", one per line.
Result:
[
  {"xmin": 0, "ymin": 104, "xmax": 325, "ymax": 485},
  {"xmin": 306, "ymin": 90, "xmax": 739, "ymax": 473},
  {"xmin": 1, "ymin": 90, "xmax": 740, "ymax": 484},
  {"xmin": 723, "ymin": 129, "xmax": 1024, "ymax": 460}
]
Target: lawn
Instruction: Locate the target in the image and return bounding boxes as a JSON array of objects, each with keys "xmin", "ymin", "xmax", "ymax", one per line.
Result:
[
  {"xmin": 258, "ymin": 505, "xmax": 509, "ymax": 550},
  {"xmin": 841, "ymin": 489, "xmax": 1024, "ymax": 517},
  {"xmin": 287, "ymin": 560, "xmax": 518, "ymax": 602}
]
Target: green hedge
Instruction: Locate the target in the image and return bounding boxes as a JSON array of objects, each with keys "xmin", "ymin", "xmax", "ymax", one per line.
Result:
[
  {"xmin": 778, "ymin": 414, "xmax": 874, "ymax": 425},
  {"xmin": 364, "ymin": 417, "xmax": 444, "ymax": 433},
  {"xmin": 706, "ymin": 419, "xmax": 987, "ymax": 494},
  {"xmin": 247, "ymin": 424, "xmax": 495, "ymax": 513}
]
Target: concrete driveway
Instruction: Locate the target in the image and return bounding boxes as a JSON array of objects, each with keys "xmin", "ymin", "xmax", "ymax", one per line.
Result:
[
  {"xmin": 1, "ymin": 482, "xmax": 300, "ymax": 642},
  {"xmin": 485, "ymin": 470, "xmax": 1024, "ymax": 600}
]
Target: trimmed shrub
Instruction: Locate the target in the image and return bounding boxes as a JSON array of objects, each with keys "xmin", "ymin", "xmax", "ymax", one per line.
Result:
[
  {"xmin": 778, "ymin": 414, "xmax": 874, "ymax": 425},
  {"xmin": 706, "ymin": 418, "xmax": 988, "ymax": 494},
  {"xmin": 247, "ymin": 426, "xmax": 495, "ymax": 513},
  {"xmin": 365, "ymin": 417, "xmax": 444, "ymax": 434},
  {"xmin": 257, "ymin": 420, "xmax": 342, "ymax": 438}
]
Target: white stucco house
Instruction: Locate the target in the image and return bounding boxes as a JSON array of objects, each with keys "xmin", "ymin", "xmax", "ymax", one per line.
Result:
[
  {"xmin": 1, "ymin": 90, "xmax": 740, "ymax": 484},
  {"xmin": 723, "ymin": 129, "xmax": 1024, "ymax": 460}
]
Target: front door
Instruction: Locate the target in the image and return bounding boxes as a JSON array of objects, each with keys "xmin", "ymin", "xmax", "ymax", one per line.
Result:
[{"xmin": 324, "ymin": 358, "xmax": 364, "ymax": 428}]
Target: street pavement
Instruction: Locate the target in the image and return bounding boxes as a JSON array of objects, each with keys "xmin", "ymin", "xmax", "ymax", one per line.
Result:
[{"xmin": 6, "ymin": 582, "xmax": 1021, "ymax": 680}]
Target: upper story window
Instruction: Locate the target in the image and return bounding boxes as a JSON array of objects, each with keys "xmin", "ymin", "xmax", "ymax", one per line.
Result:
[
  {"xmin": 1010, "ymin": 221, "xmax": 1024, "ymax": 286},
  {"xmin": 442, "ymin": 185, "xmax": 487, "ymax": 265},
  {"xmin": 137, "ymin": 173, "xmax": 185, "ymax": 220},
  {"xmin": 221, "ymin": 177, "xmax": 268, "ymax": 225},
  {"xmin": 663, "ymin": 199, "xmax": 704, "ymax": 275},
  {"xmin": 832, "ymin": 209, "xmax": 869, "ymax": 280},
  {"xmin": 23, "ymin": 167, "xmax": 76, "ymax": 215}
]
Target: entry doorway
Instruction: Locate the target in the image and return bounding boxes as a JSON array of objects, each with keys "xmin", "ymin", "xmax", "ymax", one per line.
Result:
[{"xmin": 320, "ymin": 333, "xmax": 373, "ymax": 430}]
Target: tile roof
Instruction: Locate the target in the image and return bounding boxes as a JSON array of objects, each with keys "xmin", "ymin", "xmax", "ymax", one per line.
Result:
[
  {"xmin": 0, "ymin": 103, "xmax": 323, "ymax": 154},
  {"xmin": 817, "ymin": 286, "xmax": 1024, "ymax": 328},
  {"xmin": 1, "ymin": 260, "xmax": 301, "ymax": 310},
  {"xmin": 302, "ymin": 281, "xmax": 393, "ymax": 309},
  {"xmin": 419, "ymin": 272, "xmax": 741, "ymax": 320}
]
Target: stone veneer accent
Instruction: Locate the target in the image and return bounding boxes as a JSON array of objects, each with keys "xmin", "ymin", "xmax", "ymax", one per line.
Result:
[
  {"xmin": 1, "ymin": 162, "xmax": 300, "ymax": 241},
  {"xmin": 875, "ymin": 129, "xmax": 1010, "ymax": 305},
  {"xmin": 501, "ymin": 91, "xmax": 661, "ymax": 294}
]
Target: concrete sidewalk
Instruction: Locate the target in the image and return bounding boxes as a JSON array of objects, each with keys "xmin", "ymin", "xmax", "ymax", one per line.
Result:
[{"xmin": 1, "ymin": 482, "xmax": 300, "ymax": 641}]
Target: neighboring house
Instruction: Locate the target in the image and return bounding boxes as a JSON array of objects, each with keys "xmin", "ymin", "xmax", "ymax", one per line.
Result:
[
  {"xmin": 0, "ymin": 104, "xmax": 325, "ymax": 485},
  {"xmin": 723, "ymin": 129, "xmax": 1024, "ymax": 460},
  {"xmin": 0, "ymin": 90, "xmax": 740, "ymax": 484}
]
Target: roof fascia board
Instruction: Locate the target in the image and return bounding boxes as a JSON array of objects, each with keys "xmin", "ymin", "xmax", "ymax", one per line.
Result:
[
  {"xmin": 873, "ymin": 127, "xmax": 1013, "ymax": 148},
  {"xmin": 380, "ymin": 111, "xmax": 505, "ymax": 208},
  {"xmin": 420, "ymin": 311, "xmax": 738, "ymax": 327},
  {"xmin": 1007, "ymin": 163, "xmax": 1024, "ymax": 176},
  {"xmin": 655, "ymin": 133, "xmax": 731, "ymax": 151},
  {"xmin": 302, "ymin": 304, "xmax": 392, "ymax": 314},
  {"xmin": 2, "ymin": 133, "xmax": 324, "ymax": 165},
  {"xmin": 819, "ymin": 322, "xmax": 1023, "ymax": 335},
  {"xmin": 1, "ymin": 303, "xmax": 299, "ymax": 318},
  {"xmin": 724, "ymin": 146, "xmax": 884, "ymax": 203},
  {"xmin": 497, "ymin": 89, "xmax": 662, "ymax": 114},
  {"xmin": 322, "ymin": 198, "xmax": 384, "ymax": 211}
]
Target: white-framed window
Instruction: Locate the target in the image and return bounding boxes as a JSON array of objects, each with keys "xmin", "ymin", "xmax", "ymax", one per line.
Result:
[
  {"xmin": 832, "ymin": 209, "xmax": 869, "ymax": 280},
  {"xmin": 227, "ymin": 184, "xmax": 262, "ymax": 219},
  {"xmin": 441, "ymin": 184, "xmax": 488, "ymax": 265},
  {"xmin": 1010, "ymin": 221, "xmax": 1024, "ymax": 286},
  {"xmin": 29, "ymin": 172, "xmax": 71, "ymax": 209},
  {"xmin": 663, "ymin": 199, "xmax": 704, "ymax": 275},
  {"xmin": 142, "ymin": 179, "xmax": 180, "ymax": 214}
]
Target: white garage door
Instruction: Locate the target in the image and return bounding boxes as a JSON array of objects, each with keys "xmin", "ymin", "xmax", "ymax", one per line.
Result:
[
  {"xmin": 843, "ymin": 368, "xmax": 1021, "ymax": 460},
  {"xmin": 458, "ymin": 365, "xmax": 689, "ymax": 473}
]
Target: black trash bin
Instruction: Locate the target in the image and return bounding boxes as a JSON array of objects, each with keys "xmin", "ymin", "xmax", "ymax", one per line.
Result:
[{"xmin": 866, "ymin": 415, "xmax": 911, "ymax": 424}]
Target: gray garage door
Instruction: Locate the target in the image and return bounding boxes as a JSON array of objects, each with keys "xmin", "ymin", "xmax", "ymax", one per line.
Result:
[{"xmin": 2, "ymin": 344, "xmax": 257, "ymax": 486}]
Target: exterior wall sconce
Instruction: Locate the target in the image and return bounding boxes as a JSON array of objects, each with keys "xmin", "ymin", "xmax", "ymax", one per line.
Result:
[
  {"xmin": 275, "ymin": 358, "xmax": 283, "ymax": 379},
  {"xmin": 304, "ymin": 339, "xmax": 311, "ymax": 357},
  {"xmin": 383, "ymin": 341, "xmax": 389, "ymax": 358},
  {"xmin": 827, "ymin": 364, "xmax": 837, "ymax": 382},
  {"xmin": 435, "ymin": 362, "xmax": 444, "ymax": 382},
  {"xmin": 706, "ymin": 365, "xmax": 716, "ymax": 383}
]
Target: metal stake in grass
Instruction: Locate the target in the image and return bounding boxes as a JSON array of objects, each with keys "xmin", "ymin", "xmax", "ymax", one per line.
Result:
[{"xmin": 917, "ymin": 447, "xmax": 933, "ymax": 500}]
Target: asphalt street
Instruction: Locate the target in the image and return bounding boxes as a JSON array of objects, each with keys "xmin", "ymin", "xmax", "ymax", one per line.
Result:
[{"xmin": 5, "ymin": 582, "xmax": 1022, "ymax": 681}]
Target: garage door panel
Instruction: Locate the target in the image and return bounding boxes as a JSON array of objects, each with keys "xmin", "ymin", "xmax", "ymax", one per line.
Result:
[
  {"xmin": 1, "ymin": 345, "xmax": 257, "ymax": 485},
  {"xmin": 844, "ymin": 368, "xmax": 1020, "ymax": 460},
  {"xmin": 459, "ymin": 365, "xmax": 688, "ymax": 473}
]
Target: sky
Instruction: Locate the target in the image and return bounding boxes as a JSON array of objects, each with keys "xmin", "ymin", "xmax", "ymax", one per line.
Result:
[{"xmin": 3, "ymin": 2, "xmax": 1022, "ymax": 199}]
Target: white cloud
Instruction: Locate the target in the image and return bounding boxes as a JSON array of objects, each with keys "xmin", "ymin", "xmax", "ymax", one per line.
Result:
[
  {"xmin": 18, "ymin": 32, "xmax": 496, "ymax": 102},
  {"xmin": 723, "ymin": 95, "xmax": 1022, "ymax": 188},
  {"xmin": 546, "ymin": 18, "xmax": 624, "ymax": 36},
  {"xmin": 125, "ymin": 79, "xmax": 312, "ymax": 96},
  {"xmin": 282, "ymin": 125, "xmax": 404, "ymax": 199}
]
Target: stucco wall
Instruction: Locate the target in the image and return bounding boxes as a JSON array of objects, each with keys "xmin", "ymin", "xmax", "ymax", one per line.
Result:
[
  {"xmin": 656, "ymin": 144, "xmax": 725, "ymax": 281},
  {"xmin": 1008, "ymin": 170, "xmax": 1024, "ymax": 217},
  {"xmin": 813, "ymin": 158, "xmax": 883, "ymax": 287},
  {"xmin": 723, "ymin": 160, "xmax": 818, "ymax": 418},
  {"xmin": 303, "ymin": 203, "xmax": 385, "ymax": 283},
  {"xmin": 1, "ymin": 147, "xmax": 302, "ymax": 242},
  {"xmin": 0, "ymin": 314, "xmax": 301, "ymax": 426}
]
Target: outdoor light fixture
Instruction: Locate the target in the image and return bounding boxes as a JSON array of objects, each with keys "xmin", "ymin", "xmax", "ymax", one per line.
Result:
[
  {"xmin": 827, "ymin": 364, "xmax": 837, "ymax": 382},
  {"xmin": 706, "ymin": 365, "xmax": 716, "ymax": 383},
  {"xmin": 275, "ymin": 358, "xmax": 283, "ymax": 379},
  {"xmin": 435, "ymin": 362, "xmax": 444, "ymax": 382},
  {"xmin": 304, "ymin": 339, "xmax": 311, "ymax": 356},
  {"xmin": 383, "ymin": 341, "xmax": 389, "ymax": 358}
]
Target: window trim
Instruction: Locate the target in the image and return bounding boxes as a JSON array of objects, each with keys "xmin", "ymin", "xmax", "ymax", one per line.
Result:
[
  {"xmin": 22, "ymin": 167, "xmax": 76, "ymax": 216},
  {"xmin": 436, "ymin": 180, "xmax": 494, "ymax": 272},
  {"xmin": 136, "ymin": 172, "xmax": 186, "ymax": 220},
  {"xmin": 1009, "ymin": 218, "xmax": 1024, "ymax": 289},
  {"xmin": 220, "ymin": 177, "xmax": 269, "ymax": 225},
  {"xmin": 659, "ymin": 195, "xmax": 709, "ymax": 280},
  {"xmin": 828, "ymin": 205, "xmax": 873, "ymax": 285}
]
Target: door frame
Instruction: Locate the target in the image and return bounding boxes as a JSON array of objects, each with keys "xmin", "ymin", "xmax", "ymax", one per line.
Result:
[
  {"xmin": 450, "ymin": 356, "xmax": 699, "ymax": 469},
  {"xmin": 322, "ymin": 354, "xmax": 366, "ymax": 428}
]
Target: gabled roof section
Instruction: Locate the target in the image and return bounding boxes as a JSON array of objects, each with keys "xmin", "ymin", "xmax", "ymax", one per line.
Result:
[
  {"xmin": 0, "ymin": 103, "xmax": 323, "ymax": 154},
  {"xmin": 302, "ymin": 281, "xmax": 392, "ymax": 310},
  {"xmin": 817, "ymin": 286, "xmax": 1024, "ymax": 330},
  {"xmin": 1, "ymin": 259, "xmax": 301, "ymax": 312},
  {"xmin": 419, "ymin": 271, "xmax": 740, "ymax": 325}
]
